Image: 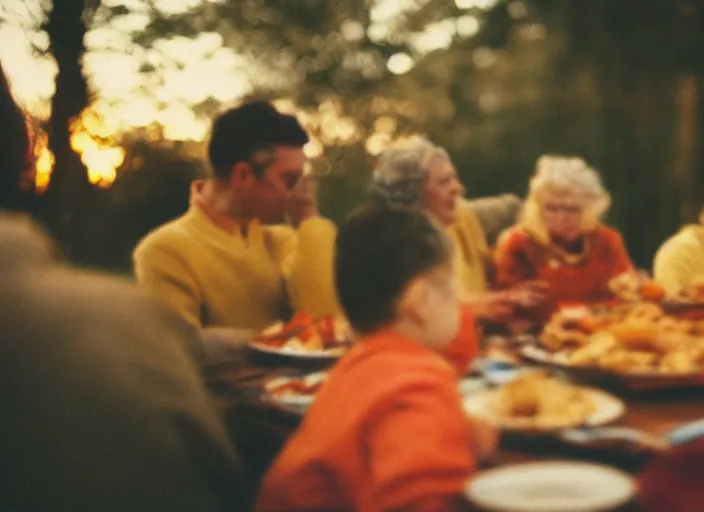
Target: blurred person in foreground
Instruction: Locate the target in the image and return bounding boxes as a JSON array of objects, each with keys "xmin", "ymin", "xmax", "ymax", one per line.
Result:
[
  {"xmin": 496, "ymin": 155, "xmax": 634, "ymax": 322},
  {"xmin": 0, "ymin": 219, "xmax": 247, "ymax": 511},
  {"xmin": 370, "ymin": 136, "xmax": 544, "ymax": 323},
  {"xmin": 638, "ymin": 437, "xmax": 704, "ymax": 512},
  {"xmin": 0, "ymin": 62, "xmax": 246, "ymax": 510},
  {"xmin": 134, "ymin": 101, "xmax": 339, "ymax": 343},
  {"xmin": 256, "ymin": 204, "xmax": 497, "ymax": 512},
  {"xmin": 0, "ymin": 61, "xmax": 33, "ymax": 211},
  {"xmin": 653, "ymin": 206, "xmax": 704, "ymax": 297}
]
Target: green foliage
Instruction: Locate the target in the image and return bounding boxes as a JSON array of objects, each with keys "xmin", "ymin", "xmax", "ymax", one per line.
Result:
[
  {"xmin": 5, "ymin": 0, "xmax": 704, "ymax": 269},
  {"xmin": 94, "ymin": 0, "xmax": 704, "ymax": 267}
]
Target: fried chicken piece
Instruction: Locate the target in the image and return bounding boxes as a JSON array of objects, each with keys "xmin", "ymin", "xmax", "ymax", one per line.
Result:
[
  {"xmin": 597, "ymin": 349, "xmax": 658, "ymax": 372},
  {"xmin": 659, "ymin": 351, "xmax": 699, "ymax": 374},
  {"xmin": 569, "ymin": 332, "xmax": 618, "ymax": 366}
]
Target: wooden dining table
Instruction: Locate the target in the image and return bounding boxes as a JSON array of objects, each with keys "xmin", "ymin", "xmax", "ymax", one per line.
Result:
[{"xmin": 203, "ymin": 343, "xmax": 704, "ymax": 510}]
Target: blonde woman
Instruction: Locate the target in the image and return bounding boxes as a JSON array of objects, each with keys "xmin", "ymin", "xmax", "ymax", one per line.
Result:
[
  {"xmin": 371, "ymin": 136, "xmax": 542, "ymax": 321},
  {"xmin": 653, "ymin": 207, "xmax": 704, "ymax": 297},
  {"xmin": 496, "ymin": 155, "xmax": 633, "ymax": 321}
]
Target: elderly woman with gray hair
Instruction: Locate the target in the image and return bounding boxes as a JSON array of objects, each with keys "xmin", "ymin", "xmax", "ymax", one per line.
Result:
[
  {"xmin": 495, "ymin": 155, "xmax": 634, "ymax": 322},
  {"xmin": 371, "ymin": 136, "xmax": 542, "ymax": 321}
]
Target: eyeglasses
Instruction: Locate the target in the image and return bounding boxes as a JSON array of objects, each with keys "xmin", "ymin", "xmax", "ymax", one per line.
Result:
[{"xmin": 543, "ymin": 203, "xmax": 583, "ymax": 216}]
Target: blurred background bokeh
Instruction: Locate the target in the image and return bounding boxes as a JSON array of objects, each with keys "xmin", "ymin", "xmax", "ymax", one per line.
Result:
[{"xmin": 2, "ymin": 0, "xmax": 703, "ymax": 271}]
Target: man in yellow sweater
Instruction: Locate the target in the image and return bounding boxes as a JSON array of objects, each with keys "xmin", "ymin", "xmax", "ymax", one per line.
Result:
[
  {"xmin": 654, "ymin": 208, "xmax": 704, "ymax": 296},
  {"xmin": 134, "ymin": 101, "xmax": 339, "ymax": 337}
]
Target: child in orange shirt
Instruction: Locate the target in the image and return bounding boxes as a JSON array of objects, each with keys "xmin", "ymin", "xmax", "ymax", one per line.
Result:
[{"xmin": 256, "ymin": 204, "xmax": 493, "ymax": 512}]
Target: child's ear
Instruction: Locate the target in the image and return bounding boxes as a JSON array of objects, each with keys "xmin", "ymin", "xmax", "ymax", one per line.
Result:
[{"xmin": 397, "ymin": 276, "xmax": 431, "ymax": 325}]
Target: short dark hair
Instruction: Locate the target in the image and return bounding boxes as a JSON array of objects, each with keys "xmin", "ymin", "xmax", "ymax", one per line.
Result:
[
  {"xmin": 207, "ymin": 101, "xmax": 309, "ymax": 180},
  {"xmin": 335, "ymin": 203, "xmax": 452, "ymax": 334}
]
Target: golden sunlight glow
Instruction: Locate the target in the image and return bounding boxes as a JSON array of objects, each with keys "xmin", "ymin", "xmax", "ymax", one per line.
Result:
[
  {"xmin": 273, "ymin": 99, "xmax": 298, "ymax": 114},
  {"xmin": 303, "ymin": 139, "xmax": 324, "ymax": 158},
  {"xmin": 69, "ymin": 107, "xmax": 126, "ymax": 188},
  {"xmin": 365, "ymin": 133, "xmax": 391, "ymax": 156},
  {"xmin": 387, "ymin": 53, "xmax": 415, "ymax": 75},
  {"xmin": 412, "ymin": 20, "xmax": 456, "ymax": 54},
  {"xmin": 374, "ymin": 116, "xmax": 397, "ymax": 135},
  {"xmin": 457, "ymin": 15, "xmax": 481, "ymax": 37},
  {"xmin": 455, "ymin": 0, "xmax": 499, "ymax": 9},
  {"xmin": 34, "ymin": 131, "xmax": 54, "ymax": 194}
]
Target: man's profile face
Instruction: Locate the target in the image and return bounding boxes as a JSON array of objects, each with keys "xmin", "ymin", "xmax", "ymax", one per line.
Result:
[{"xmin": 241, "ymin": 146, "xmax": 306, "ymax": 224}]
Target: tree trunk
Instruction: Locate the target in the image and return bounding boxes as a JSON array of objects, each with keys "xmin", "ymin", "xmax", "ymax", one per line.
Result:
[{"xmin": 43, "ymin": 0, "xmax": 93, "ymax": 262}]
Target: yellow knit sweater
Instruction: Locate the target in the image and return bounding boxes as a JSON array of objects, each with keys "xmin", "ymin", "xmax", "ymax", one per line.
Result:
[
  {"xmin": 653, "ymin": 224, "xmax": 704, "ymax": 296},
  {"xmin": 447, "ymin": 202, "xmax": 490, "ymax": 297},
  {"xmin": 133, "ymin": 205, "xmax": 340, "ymax": 330}
]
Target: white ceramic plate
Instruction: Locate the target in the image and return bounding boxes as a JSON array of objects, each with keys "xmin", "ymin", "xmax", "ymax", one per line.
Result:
[
  {"xmin": 458, "ymin": 377, "xmax": 486, "ymax": 397},
  {"xmin": 462, "ymin": 385, "xmax": 624, "ymax": 432},
  {"xmin": 248, "ymin": 341, "xmax": 347, "ymax": 360},
  {"xmin": 466, "ymin": 461, "xmax": 635, "ymax": 512},
  {"xmin": 262, "ymin": 372, "xmax": 327, "ymax": 414}
]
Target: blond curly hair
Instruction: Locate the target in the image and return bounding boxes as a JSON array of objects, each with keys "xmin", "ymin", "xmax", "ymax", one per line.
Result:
[{"xmin": 519, "ymin": 155, "xmax": 611, "ymax": 242}]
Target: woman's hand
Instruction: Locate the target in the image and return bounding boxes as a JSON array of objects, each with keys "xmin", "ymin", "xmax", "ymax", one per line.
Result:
[
  {"xmin": 504, "ymin": 280, "xmax": 548, "ymax": 308},
  {"xmin": 464, "ymin": 292, "xmax": 514, "ymax": 322}
]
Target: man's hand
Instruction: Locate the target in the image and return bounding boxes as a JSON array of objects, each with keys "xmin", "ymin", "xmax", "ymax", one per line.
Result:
[{"xmin": 287, "ymin": 172, "xmax": 319, "ymax": 227}]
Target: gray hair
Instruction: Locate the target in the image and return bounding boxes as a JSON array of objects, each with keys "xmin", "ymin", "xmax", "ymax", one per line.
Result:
[{"xmin": 370, "ymin": 136, "xmax": 450, "ymax": 207}]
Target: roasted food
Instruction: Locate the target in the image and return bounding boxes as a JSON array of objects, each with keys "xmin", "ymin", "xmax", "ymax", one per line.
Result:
[
  {"xmin": 255, "ymin": 313, "xmax": 352, "ymax": 353},
  {"xmin": 674, "ymin": 275, "xmax": 704, "ymax": 303},
  {"xmin": 265, "ymin": 373, "xmax": 326, "ymax": 398},
  {"xmin": 496, "ymin": 371, "xmax": 596, "ymax": 429},
  {"xmin": 609, "ymin": 272, "xmax": 665, "ymax": 303},
  {"xmin": 538, "ymin": 303, "xmax": 704, "ymax": 374}
]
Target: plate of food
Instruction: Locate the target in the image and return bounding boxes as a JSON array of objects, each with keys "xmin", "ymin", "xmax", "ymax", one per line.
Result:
[
  {"xmin": 462, "ymin": 371, "xmax": 624, "ymax": 432},
  {"xmin": 249, "ymin": 313, "xmax": 353, "ymax": 360},
  {"xmin": 522, "ymin": 302, "xmax": 704, "ymax": 389},
  {"xmin": 609, "ymin": 271, "xmax": 665, "ymax": 303},
  {"xmin": 610, "ymin": 271, "xmax": 704, "ymax": 318},
  {"xmin": 263, "ymin": 371, "xmax": 327, "ymax": 414},
  {"xmin": 662, "ymin": 276, "xmax": 704, "ymax": 317},
  {"xmin": 466, "ymin": 461, "xmax": 635, "ymax": 512}
]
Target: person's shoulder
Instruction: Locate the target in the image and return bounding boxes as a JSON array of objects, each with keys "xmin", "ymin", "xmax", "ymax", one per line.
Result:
[
  {"xmin": 0, "ymin": 215, "xmax": 54, "ymax": 270},
  {"xmin": 676, "ymin": 225, "xmax": 704, "ymax": 247},
  {"xmin": 454, "ymin": 200, "xmax": 482, "ymax": 228},
  {"xmin": 595, "ymin": 225, "xmax": 627, "ymax": 247},
  {"xmin": 496, "ymin": 225, "xmax": 531, "ymax": 251},
  {"xmin": 28, "ymin": 266, "xmax": 201, "ymax": 356},
  {"xmin": 336, "ymin": 339, "xmax": 457, "ymax": 394},
  {"xmin": 34, "ymin": 267, "xmax": 161, "ymax": 314},
  {"xmin": 133, "ymin": 214, "xmax": 192, "ymax": 258},
  {"xmin": 656, "ymin": 225, "xmax": 702, "ymax": 258}
]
